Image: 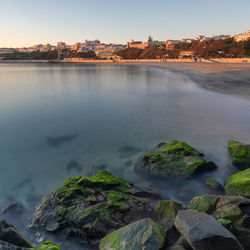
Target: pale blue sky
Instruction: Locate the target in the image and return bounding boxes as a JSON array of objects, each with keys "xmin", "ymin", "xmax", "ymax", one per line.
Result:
[{"xmin": 1, "ymin": 0, "xmax": 250, "ymax": 47}]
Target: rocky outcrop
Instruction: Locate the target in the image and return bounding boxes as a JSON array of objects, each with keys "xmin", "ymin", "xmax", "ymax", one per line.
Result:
[
  {"xmin": 174, "ymin": 210, "xmax": 243, "ymax": 250},
  {"xmin": 99, "ymin": 218, "xmax": 165, "ymax": 250},
  {"xmin": 225, "ymin": 168, "xmax": 250, "ymax": 198},
  {"xmin": 0, "ymin": 220, "xmax": 33, "ymax": 249},
  {"xmin": 228, "ymin": 140, "xmax": 250, "ymax": 169},
  {"xmin": 30, "ymin": 171, "xmax": 161, "ymax": 246},
  {"xmin": 35, "ymin": 240, "xmax": 62, "ymax": 250},
  {"xmin": 136, "ymin": 140, "xmax": 217, "ymax": 180},
  {"xmin": 188, "ymin": 194, "xmax": 250, "ymax": 249}
]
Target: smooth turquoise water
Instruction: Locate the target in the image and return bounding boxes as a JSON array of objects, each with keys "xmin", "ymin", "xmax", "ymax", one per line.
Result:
[{"xmin": 0, "ymin": 63, "xmax": 250, "ymax": 205}]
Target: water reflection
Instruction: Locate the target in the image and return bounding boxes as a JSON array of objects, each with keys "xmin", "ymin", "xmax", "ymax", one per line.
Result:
[{"xmin": 0, "ymin": 63, "xmax": 250, "ymax": 207}]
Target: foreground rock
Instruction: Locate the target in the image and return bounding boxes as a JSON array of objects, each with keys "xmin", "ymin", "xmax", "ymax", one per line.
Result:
[
  {"xmin": 205, "ymin": 178, "xmax": 224, "ymax": 193},
  {"xmin": 99, "ymin": 218, "xmax": 165, "ymax": 250},
  {"xmin": 225, "ymin": 168, "xmax": 250, "ymax": 198},
  {"xmin": 188, "ymin": 194, "xmax": 250, "ymax": 249},
  {"xmin": 0, "ymin": 220, "xmax": 33, "ymax": 249},
  {"xmin": 30, "ymin": 171, "xmax": 160, "ymax": 246},
  {"xmin": 137, "ymin": 140, "xmax": 217, "ymax": 180},
  {"xmin": 35, "ymin": 240, "xmax": 62, "ymax": 250},
  {"xmin": 228, "ymin": 140, "xmax": 250, "ymax": 169},
  {"xmin": 175, "ymin": 210, "xmax": 243, "ymax": 250},
  {"xmin": 155, "ymin": 200, "xmax": 183, "ymax": 231}
]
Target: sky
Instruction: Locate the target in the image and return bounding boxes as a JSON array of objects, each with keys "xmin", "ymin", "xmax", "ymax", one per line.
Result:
[{"xmin": 0, "ymin": 0, "xmax": 250, "ymax": 47}]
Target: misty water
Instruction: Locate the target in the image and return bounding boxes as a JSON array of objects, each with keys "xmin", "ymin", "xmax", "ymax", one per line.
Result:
[{"xmin": 0, "ymin": 63, "xmax": 250, "ymax": 214}]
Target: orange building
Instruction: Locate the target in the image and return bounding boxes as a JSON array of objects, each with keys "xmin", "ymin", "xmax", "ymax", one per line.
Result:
[{"xmin": 127, "ymin": 40, "xmax": 149, "ymax": 49}]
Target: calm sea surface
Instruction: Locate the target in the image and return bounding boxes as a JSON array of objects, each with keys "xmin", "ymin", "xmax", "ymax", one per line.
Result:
[{"xmin": 0, "ymin": 63, "xmax": 250, "ymax": 205}]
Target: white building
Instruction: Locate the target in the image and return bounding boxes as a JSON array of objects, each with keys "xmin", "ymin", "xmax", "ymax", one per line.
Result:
[{"xmin": 234, "ymin": 30, "xmax": 250, "ymax": 42}]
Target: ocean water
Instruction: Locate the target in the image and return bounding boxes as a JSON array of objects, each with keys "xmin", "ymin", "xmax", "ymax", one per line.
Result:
[{"xmin": 0, "ymin": 63, "xmax": 250, "ymax": 207}]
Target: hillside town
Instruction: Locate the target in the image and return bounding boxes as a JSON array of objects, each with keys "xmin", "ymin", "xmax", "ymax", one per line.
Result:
[{"xmin": 0, "ymin": 30, "xmax": 250, "ymax": 60}]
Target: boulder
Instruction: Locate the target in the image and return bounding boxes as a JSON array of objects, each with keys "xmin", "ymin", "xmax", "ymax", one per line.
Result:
[
  {"xmin": 30, "ymin": 171, "xmax": 161, "ymax": 246},
  {"xmin": 166, "ymin": 236, "xmax": 192, "ymax": 250},
  {"xmin": 188, "ymin": 194, "xmax": 250, "ymax": 249},
  {"xmin": 205, "ymin": 178, "xmax": 224, "ymax": 193},
  {"xmin": 0, "ymin": 240, "xmax": 31, "ymax": 249},
  {"xmin": 155, "ymin": 200, "xmax": 183, "ymax": 231},
  {"xmin": 228, "ymin": 140, "xmax": 250, "ymax": 169},
  {"xmin": 99, "ymin": 218, "xmax": 165, "ymax": 250},
  {"xmin": 0, "ymin": 220, "xmax": 33, "ymax": 249},
  {"xmin": 136, "ymin": 141, "xmax": 217, "ymax": 180},
  {"xmin": 188, "ymin": 194, "xmax": 219, "ymax": 214},
  {"xmin": 174, "ymin": 210, "xmax": 243, "ymax": 250},
  {"xmin": 35, "ymin": 240, "xmax": 62, "ymax": 250},
  {"xmin": 225, "ymin": 168, "xmax": 250, "ymax": 198}
]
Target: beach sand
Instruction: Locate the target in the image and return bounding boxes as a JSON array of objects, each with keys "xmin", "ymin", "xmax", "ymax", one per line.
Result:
[{"xmin": 114, "ymin": 62, "xmax": 250, "ymax": 73}]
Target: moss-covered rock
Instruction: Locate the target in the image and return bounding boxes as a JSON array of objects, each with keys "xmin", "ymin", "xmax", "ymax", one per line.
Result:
[
  {"xmin": 137, "ymin": 141, "xmax": 217, "ymax": 180},
  {"xmin": 155, "ymin": 200, "xmax": 183, "ymax": 231},
  {"xmin": 99, "ymin": 218, "xmax": 165, "ymax": 250},
  {"xmin": 188, "ymin": 194, "xmax": 250, "ymax": 249},
  {"xmin": 225, "ymin": 168, "xmax": 250, "ymax": 198},
  {"xmin": 0, "ymin": 220, "xmax": 33, "ymax": 249},
  {"xmin": 206, "ymin": 178, "xmax": 224, "ymax": 193},
  {"xmin": 188, "ymin": 194, "xmax": 219, "ymax": 213},
  {"xmin": 35, "ymin": 241, "xmax": 62, "ymax": 250},
  {"xmin": 30, "ymin": 171, "xmax": 161, "ymax": 246},
  {"xmin": 228, "ymin": 140, "xmax": 250, "ymax": 169}
]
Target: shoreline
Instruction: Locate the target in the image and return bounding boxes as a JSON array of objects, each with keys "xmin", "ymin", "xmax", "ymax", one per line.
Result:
[{"xmin": 1, "ymin": 60, "xmax": 250, "ymax": 73}]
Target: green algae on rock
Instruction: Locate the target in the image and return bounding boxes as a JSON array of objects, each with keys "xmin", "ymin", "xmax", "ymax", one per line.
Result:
[
  {"xmin": 228, "ymin": 140, "xmax": 250, "ymax": 169},
  {"xmin": 206, "ymin": 178, "xmax": 224, "ymax": 192},
  {"xmin": 188, "ymin": 194, "xmax": 250, "ymax": 249},
  {"xmin": 137, "ymin": 140, "xmax": 217, "ymax": 180},
  {"xmin": 155, "ymin": 200, "xmax": 183, "ymax": 231},
  {"xmin": 99, "ymin": 218, "xmax": 165, "ymax": 250},
  {"xmin": 188, "ymin": 194, "xmax": 219, "ymax": 214},
  {"xmin": 30, "ymin": 171, "xmax": 161, "ymax": 246},
  {"xmin": 225, "ymin": 168, "xmax": 250, "ymax": 198},
  {"xmin": 35, "ymin": 241, "xmax": 62, "ymax": 250}
]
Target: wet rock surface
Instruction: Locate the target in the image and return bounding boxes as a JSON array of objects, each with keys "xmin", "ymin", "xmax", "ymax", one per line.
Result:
[
  {"xmin": 136, "ymin": 140, "xmax": 217, "ymax": 181},
  {"xmin": 174, "ymin": 210, "xmax": 243, "ymax": 250},
  {"xmin": 99, "ymin": 218, "xmax": 165, "ymax": 250},
  {"xmin": 188, "ymin": 194, "xmax": 250, "ymax": 249},
  {"xmin": 228, "ymin": 140, "xmax": 250, "ymax": 169},
  {"xmin": 225, "ymin": 168, "xmax": 250, "ymax": 198},
  {"xmin": 0, "ymin": 220, "xmax": 33, "ymax": 249},
  {"xmin": 29, "ymin": 171, "xmax": 161, "ymax": 247}
]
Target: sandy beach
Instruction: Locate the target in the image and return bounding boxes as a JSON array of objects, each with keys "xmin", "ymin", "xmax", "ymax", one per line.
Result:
[{"xmin": 115, "ymin": 61, "xmax": 250, "ymax": 73}]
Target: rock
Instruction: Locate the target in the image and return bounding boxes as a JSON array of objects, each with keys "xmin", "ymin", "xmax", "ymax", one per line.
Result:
[
  {"xmin": 166, "ymin": 236, "xmax": 192, "ymax": 250},
  {"xmin": 155, "ymin": 200, "xmax": 183, "ymax": 231},
  {"xmin": 0, "ymin": 240, "xmax": 31, "ymax": 249},
  {"xmin": 0, "ymin": 220, "xmax": 33, "ymax": 248},
  {"xmin": 30, "ymin": 171, "xmax": 161, "ymax": 246},
  {"xmin": 206, "ymin": 178, "xmax": 224, "ymax": 193},
  {"xmin": 188, "ymin": 194, "xmax": 219, "ymax": 214},
  {"xmin": 228, "ymin": 140, "xmax": 250, "ymax": 169},
  {"xmin": 217, "ymin": 218, "xmax": 232, "ymax": 229},
  {"xmin": 99, "ymin": 218, "xmax": 165, "ymax": 250},
  {"xmin": 188, "ymin": 194, "xmax": 250, "ymax": 249},
  {"xmin": 225, "ymin": 168, "xmax": 250, "ymax": 198},
  {"xmin": 35, "ymin": 240, "xmax": 62, "ymax": 250},
  {"xmin": 136, "ymin": 141, "xmax": 217, "ymax": 180},
  {"xmin": 174, "ymin": 210, "xmax": 243, "ymax": 250},
  {"xmin": 1, "ymin": 202, "xmax": 25, "ymax": 218}
]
